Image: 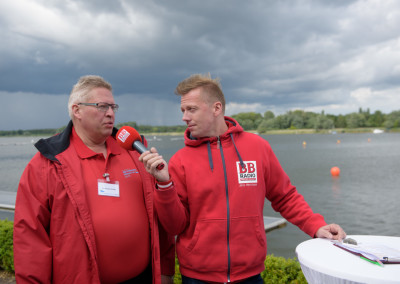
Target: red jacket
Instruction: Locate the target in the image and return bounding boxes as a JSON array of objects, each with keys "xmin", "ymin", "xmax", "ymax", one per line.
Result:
[
  {"xmin": 154, "ymin": 117, "xmax": 326, "ymax": 283},
  {"xmin": 13, "ymin": 121, "xmax": 175, "ymax": 284}
]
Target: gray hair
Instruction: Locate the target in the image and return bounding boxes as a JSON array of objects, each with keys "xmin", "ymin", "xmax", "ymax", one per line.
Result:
[{"xmin": 68, "ymin": 75, "xmax": 112, "ymax": 119}]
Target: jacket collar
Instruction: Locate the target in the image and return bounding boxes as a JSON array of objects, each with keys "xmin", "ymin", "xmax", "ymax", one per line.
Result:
[{"xmin": 34, "ymin": 120, "xmax": 119, "ymax": 162}]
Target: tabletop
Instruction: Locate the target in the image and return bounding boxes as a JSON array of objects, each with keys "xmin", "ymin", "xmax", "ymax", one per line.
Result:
[{"xmin": 296, "ymin": 235, "xmax": 400, "ymax": 284}]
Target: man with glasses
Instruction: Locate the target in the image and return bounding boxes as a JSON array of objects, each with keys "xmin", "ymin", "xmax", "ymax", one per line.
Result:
[{"xmin": 13, "ymin": 75, "xmax": 175, "ymax": 283}]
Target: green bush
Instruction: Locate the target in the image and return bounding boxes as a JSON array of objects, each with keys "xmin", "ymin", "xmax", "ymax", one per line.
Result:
[
  {"xmin": 262, "ymin": 254, "xmax": 307, "ymax": 283},
  {"xmin": 173, "ymin": 256, "xmax": 182, "ymax": 284},
  {"xmin": 0, "ymin": 220, "xmax": 14, "ymax": 272},
  {"xmin": 174, "ymin": 254, "xmax": 306, "ymax": 283}
]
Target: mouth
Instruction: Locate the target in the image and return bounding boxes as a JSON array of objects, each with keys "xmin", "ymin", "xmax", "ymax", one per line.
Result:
[{"xmin": 104, "ymin": 121, "xmax": 114, "ymax": 127}]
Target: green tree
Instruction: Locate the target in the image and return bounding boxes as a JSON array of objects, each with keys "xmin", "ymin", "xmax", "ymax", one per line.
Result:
[
  {"xmin": 335, "ymin": 115, "xmax": 347, "ymax": 128},
  {"xmin": 383, "ymin": 110, "xmax": 400, "ymax": 129},
  {"xmin": 257, "ymin": 119, "xmax": 278, "ymax": 133},
  {"xmin": 232, "ymin": 112, "xmax": 263, "ymax": 130},
  {"xmin": 275, "ymin": 114, "xmax": 291, "ymax": 129},
  {"xmin": 257, "ymin": 110, "xmax": 278, "ymax": 133},
  {"xmin": 313, "ymin": 114, "xmax": 334, "ymax": 130},
  {"xmin": 116, "ymin": 121, "xmax": 138, "ymax": 129},
  {"xmin": 263, "ymin": 110, "xmax": 275, "ymax": 120},
  {"xmin": 288, "ymin": 110, "xmax": 305, "ymax": 129},
  {"xmin": 346, "ymin": 113, "xmax": 366, "ymax": 128},
  {"xmin": 367, "ymin": 110, "xmax": 385, "ymax": 127}
]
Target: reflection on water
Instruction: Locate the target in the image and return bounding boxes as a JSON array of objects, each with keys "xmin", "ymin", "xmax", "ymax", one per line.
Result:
[
  {"xmin": 331, "ymin": 176, "xmax": 341, "ymax": 198},
  {"xmin": 1, "ymin": 133, "xmax": 399, "ymax": 258}
]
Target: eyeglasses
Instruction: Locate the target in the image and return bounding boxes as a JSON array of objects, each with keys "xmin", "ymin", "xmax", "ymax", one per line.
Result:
[{"xmin": 78, "ymin": 102, "xmax": 119, "ymax": 113}]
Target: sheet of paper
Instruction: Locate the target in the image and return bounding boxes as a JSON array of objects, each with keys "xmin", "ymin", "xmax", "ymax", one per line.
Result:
[{"xmin": 333, "ymin": 240, "xmax": 400, "ymax": 263}]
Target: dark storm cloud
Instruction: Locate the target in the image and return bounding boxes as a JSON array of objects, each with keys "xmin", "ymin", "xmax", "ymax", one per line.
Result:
[{"xmin": 1, "ymin": 0, "xmax": 399, "ymax": 130}]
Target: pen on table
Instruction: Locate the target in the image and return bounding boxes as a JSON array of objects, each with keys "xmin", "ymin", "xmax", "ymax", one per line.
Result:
[
  {"xmin": 363, "ymin": 252, "xmax": 385, "ymax": 267},
  {"xmin": 375, "ymin": 258, "xmax": 384, "ymax": 267},
  {"xmin": 360, "ymin": 256, "xmax": 384, "ymax": 267}
]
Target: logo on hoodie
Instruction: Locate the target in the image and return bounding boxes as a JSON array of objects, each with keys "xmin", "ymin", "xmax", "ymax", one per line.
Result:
[{"xmin": 237, "ymin": 161, "xmax": 257, "ymax": 184}]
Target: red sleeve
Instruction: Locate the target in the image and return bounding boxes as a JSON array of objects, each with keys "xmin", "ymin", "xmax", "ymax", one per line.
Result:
[
  {"xmin": 264, "ymin": 143, "xmax": 327, "ymax": 237},
  {"xmin": 158, "ymin": 221, "xmax": 176, "ymax": 276},
  {"xmin": 13, "ymin": 154, "xmax": 53, "ymax": 284},
  {"xmin": 153, "ymin": 156, "xmax": 190, "ymax": 236}
]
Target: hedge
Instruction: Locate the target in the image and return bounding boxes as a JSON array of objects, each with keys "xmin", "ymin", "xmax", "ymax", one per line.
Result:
[
  {"xmin": 0, "ymin": 220, "xmax": 14, "ymax": 272},
  {"xmin": 173, "ymin": 254, "xmax": 306, "ymax": 284},
  {"xmin": 1, "ymin": 220, "xmax": 306, "ymax": 283}
]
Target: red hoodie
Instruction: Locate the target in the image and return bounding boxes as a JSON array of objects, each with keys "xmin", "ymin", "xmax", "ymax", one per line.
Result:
[{"xmin": 154, "ymin": 117, "xmax": 326, "ymax": 283}]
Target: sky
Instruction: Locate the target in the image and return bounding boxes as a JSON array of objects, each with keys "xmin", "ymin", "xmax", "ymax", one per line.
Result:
[{"xmin": 1, "ymin": 0, "xmax": 400, "ymax": 131}]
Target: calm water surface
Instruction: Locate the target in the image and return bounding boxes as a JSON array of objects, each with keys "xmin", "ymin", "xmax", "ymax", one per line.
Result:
[
  {"xmin": 1, "ymin": 132, "xmax": 399, "ymax": 258},
  {"xmin": 263, "ymin": 133, "xmax": 400, "ymax": 258}
]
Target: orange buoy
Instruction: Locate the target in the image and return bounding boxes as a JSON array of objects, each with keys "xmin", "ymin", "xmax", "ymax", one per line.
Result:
[{"xmin": 330, "ymin": 166, "xmax": 340, "ymax": 177}]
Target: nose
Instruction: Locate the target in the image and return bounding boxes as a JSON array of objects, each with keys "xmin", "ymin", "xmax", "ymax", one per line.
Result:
[
  {"xmin": 105, "ymin": 106, "xmax": 115, "ymax": 117},
  {"xmin": 182, "ymin": 111, "xmax": 190, "ymax": 123}
]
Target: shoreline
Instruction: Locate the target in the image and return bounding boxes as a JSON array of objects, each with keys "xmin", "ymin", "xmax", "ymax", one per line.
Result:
[
  {"xmin": 142, "ymin": 127, "xmax": 397, "ymax": 136},
  {"xmin": 1, "ymin": 127, "xmax": 397, "ymax": 138}
]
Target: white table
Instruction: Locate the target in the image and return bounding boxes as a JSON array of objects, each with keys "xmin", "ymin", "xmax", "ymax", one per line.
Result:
[{"xmin": 296, "ymin": 235, "xmax": 400, "ymax": 284}]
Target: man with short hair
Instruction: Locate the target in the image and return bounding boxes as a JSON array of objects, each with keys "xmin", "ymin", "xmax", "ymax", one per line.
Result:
[
  {"xmin": 140, "ymin": 73, "xmax": 346, "ymax": 284},
  {"xmin": 14, "ymin": 75, "xmax": 175, "ymax": 283}
]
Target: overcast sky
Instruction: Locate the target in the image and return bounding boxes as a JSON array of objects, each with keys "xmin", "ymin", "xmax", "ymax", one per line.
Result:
[{"xmin": 1, "ymin": 0, "xmax": 400, "ymax": 131}]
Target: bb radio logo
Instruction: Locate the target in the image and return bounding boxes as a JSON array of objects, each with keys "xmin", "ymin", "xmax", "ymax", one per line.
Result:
[
  {"xmin": 117, "ymin": 129, "xmax": 130, "ymax": 143},
  {"xmin": 236, "ymin": 161, "xmax": 257, "ymax": 184}
]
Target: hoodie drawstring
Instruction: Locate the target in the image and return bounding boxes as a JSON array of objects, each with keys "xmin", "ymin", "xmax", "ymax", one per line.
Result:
[
  {"xmin": 230, "ymin": 133, "xmax": 245, "ymax": 170},
  {"xmin": 207, "ymin": 142, "xmax": 214, "ymax": 172},
  {"xmin": 206, "ymin": 134, "xmax": 245, "ymax": 171}
]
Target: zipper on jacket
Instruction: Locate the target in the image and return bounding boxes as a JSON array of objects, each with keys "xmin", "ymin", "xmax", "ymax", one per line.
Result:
[{"xmin": 218, "ymin": 136, "xmax": 231, "ymax": 282}]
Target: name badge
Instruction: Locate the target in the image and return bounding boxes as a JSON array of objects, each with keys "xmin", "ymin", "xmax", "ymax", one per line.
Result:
[{"xmin": 98, "ymin": 179, "xmax": 120, "ymax": 197}]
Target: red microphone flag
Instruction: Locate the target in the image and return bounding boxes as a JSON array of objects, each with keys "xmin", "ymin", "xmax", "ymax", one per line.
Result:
[
  {"xmin": 116, "ymin": 126, "xmax": 142, "ymax": 150},
  {"xmin": 116, "ymin": 126, "xmax": 165, "ymax": 170}
]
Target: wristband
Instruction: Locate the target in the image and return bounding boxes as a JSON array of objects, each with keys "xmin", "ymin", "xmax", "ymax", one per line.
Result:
[{"xmin": 156, "ymin": 177, "xmax": 173, "ymax": 190}]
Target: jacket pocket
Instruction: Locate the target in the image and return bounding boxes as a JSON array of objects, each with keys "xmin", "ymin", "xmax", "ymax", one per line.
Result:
[
  {"xmin": 230, "ymin": 215, "xmax": 266, "ymax": 271},
  {"xmin": 178, "ymin": 218, "xmax": 227, "ymax": 272}
]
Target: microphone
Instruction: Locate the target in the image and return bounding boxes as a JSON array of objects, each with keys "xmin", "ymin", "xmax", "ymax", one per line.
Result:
[{"xmin": 116, "ymin": 126, "xmax": 165, "ymax": 170}]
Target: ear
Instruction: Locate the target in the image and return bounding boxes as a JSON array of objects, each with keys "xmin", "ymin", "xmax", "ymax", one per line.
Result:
[
  {"xmin": 213, "ymin": 101, "xmax": 223, "ymax": 117},
  {"xmin": 72, "ymin": 104, "xmax": 82, "ymax": 120}
]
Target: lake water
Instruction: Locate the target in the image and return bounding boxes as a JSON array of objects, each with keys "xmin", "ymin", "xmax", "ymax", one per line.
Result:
[{"xmin": 1, "ymin": 132, "xmax": 399, "ymax": 259}]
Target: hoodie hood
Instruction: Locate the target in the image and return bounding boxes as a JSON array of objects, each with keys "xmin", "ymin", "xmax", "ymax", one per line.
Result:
[
  {"xmin": 183, "ymin": 116, "xmax": 244, "ymax": 147},
  {"xmin": 183, "ymin": 116, "xmax": 245, "ymax": 171}
]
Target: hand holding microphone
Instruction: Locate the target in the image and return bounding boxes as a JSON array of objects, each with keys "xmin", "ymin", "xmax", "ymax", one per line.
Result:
[{"xmin": 116, "ymin": 126, "xmax": 165, "ymax": 171}]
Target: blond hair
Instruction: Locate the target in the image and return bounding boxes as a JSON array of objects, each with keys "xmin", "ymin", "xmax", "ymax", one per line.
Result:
[{"xmin": 175, "ymin": 73, "xmax": 226, "ymax": 113}]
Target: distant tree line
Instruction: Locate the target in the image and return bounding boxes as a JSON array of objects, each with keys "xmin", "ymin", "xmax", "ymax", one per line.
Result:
[
  {"xmin": 1, "ymin": 108, "xmax": 399, "ymax": 136},
  {"xmin": 114, "ymin": 121, "xmax": 187, "ymax": 133},
  {"xmin": 232, "ymin": 108, "xmax": 400, "ymax": 133},
  {"xmin": 0, "ymin": 127, "xmax": 66, "ymax": 137},
  {"xmin": 0, "ymin": 122, "xmax": 187, "ymax": 137}
]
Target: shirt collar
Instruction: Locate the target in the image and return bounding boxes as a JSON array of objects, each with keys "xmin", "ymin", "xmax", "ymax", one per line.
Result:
[{"xmin": 71, "ymin": 126, "xmax": 122, "ymax": 159}]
